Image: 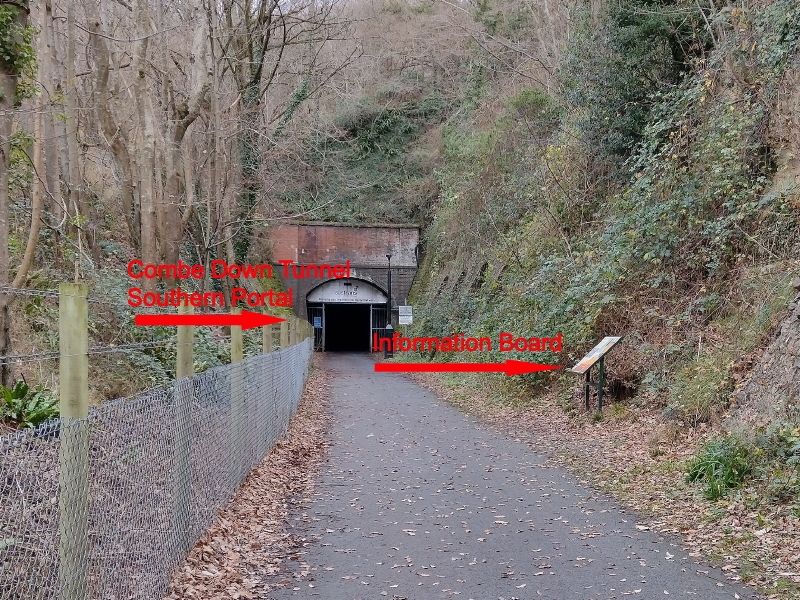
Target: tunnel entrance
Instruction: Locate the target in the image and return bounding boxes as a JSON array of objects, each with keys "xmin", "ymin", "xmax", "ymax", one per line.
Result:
[
  {"xmin": 306, "ymin": 278, "xmax": 389, "ymax": 352},
  {"xmin": 322, "ymin": 304, "xmax": 371, "ymax": 351}
]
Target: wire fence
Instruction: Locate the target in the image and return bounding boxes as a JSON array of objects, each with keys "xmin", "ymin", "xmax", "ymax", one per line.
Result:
[{"xmin": 0, "ymin": 338, "xmax": 313, "ymax": 599}]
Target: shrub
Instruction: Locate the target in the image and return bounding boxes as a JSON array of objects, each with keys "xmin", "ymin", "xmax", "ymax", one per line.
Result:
[
  {"xmin": 666, "ymin": 350, "xmax": 734, "ymax": 426},
  {"xmin": 560, "ymin": 0, "xmax": 710, "ymax": 170},
  {"xmin": 1, "ymin": 380, "xmax": 59, "ymax": 429},
  {"xmin": 686, "ymin": 436, "xmax": 754, "ymax": 500}
]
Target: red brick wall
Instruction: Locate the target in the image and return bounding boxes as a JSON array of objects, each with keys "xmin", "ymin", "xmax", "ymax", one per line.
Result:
[
  {"xmin": 267, "ymin": 223, "xmax": 419, "ymax": 319},
  {"xmin": 269, "ymin": 224, "xmax": 418, "ymax": 267}
]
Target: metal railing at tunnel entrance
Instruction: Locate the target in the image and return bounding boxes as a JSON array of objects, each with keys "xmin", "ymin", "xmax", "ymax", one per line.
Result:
[{"xmin": 0, "ymin": 285, "xmax": 315, "ymax": 600}]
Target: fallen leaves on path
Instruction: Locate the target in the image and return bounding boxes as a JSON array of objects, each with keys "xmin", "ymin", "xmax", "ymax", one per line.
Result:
[{"xmin": 163, "ymin": 356, "xmax": 331, "ymax": 600}]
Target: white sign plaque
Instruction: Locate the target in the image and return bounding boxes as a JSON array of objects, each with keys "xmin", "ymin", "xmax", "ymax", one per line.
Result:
[
  {"xmin": 307, "ymin": 279, "xmax": 388, "ymax": 304},
  {"xmin": 398, "ymin": 305, "xmax": 413, "ymax": 325}
]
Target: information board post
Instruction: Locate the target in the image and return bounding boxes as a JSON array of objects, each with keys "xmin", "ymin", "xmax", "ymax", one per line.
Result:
[
  {"xmin": 584, "ymin": 370, "xmax": 590, "ymax": 411},
  {"xmin": 570, "ymin": 336, "xmax": 622, "ymax": 413}
]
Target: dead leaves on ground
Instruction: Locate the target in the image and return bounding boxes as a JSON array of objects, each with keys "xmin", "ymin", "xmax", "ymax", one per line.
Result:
[{"xmin": 163, "ymin": 357, "xmax": 331, "ymax": 600}]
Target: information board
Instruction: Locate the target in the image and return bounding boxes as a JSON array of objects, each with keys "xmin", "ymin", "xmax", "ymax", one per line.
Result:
[{"xmin": 570, "ymin": 336, "xmax": 623, "ymax": 374}]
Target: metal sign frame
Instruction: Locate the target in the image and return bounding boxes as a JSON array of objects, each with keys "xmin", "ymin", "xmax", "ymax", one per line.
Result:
[{"xmin": 570, "ymin": 336, "xmax": 623, "ymax": 412}]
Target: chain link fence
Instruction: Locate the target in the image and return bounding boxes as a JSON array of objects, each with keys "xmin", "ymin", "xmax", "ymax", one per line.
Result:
[{"xmin": 0, "ymin": 338, "xmax": 313, "ymax": 599}]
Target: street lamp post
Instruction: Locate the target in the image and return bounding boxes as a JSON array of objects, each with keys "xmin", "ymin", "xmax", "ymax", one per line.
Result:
[{"xmin": 385, "ymin": 254, "xmax": 393, "ymax": 358}]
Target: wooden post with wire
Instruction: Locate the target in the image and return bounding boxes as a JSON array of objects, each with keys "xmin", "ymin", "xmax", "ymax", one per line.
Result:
[
  {"xmin": 262, "ymin": 319, "xmax": 273, "ymax": 354},
  {"xmin": 230, "ymin": 307, "xmax": 244, "ymax": 486},
  {"xmin": 289, "ymin": 317, "xmax": 297, "ymax": 346},
  {"xmin": 176, "ymin": 300, "xmax": 194, "ymax": 379},
  {"xmin": 58, "ymin": 283, "xmax": 89, "ymax": 600},
  {"xmin": 280, "ymin": 320, "xmax": 289, "ymax": 349},
  {"xmin": 173, "ymin": 299, "xmax": 193, "ymax": 555}
]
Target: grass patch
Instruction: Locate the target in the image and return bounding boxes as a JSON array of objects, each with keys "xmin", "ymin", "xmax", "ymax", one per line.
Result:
[
  {"xmin": 687, "ymin": 436, "xmax": 754, "ymax": 500},
  {"xmin": 667, "ymin": 348, "xmax": 735, "ymax": 427}
]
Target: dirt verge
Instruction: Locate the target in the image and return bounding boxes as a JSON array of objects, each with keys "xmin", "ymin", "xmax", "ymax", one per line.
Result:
[{"xmin": 163, "ymin": 356, "xmax": 331, "ymax": 600}]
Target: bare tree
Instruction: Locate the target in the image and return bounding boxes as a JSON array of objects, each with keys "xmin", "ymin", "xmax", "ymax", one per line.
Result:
[
  {"xmin": 85, "ymin": 0, "xmax": 139, "ymax": 246},
  {"xmin": 161, "ymin": 0, "xmax": 210, "ymax": 266},
  {"xmin": 12, "ymin": 0, "xmax": 44, "ymax": 289},
  {"xmin": 0, "ymin": 0, "xmax": 31, "ymax": 385},
  {"xmin": 215, "ymin": 0, "xmax": 349, "ymax": 261}
]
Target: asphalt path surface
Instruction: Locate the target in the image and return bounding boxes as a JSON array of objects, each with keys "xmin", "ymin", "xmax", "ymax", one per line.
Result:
[{"xmin": 269, "ymin": 353, "xmax": 755, "ymax": 600}]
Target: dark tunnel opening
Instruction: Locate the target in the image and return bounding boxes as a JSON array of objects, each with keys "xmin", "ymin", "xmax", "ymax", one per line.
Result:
[{"xmin": 324, "ymin": 303, "xmax": 371, "ymax": 352}]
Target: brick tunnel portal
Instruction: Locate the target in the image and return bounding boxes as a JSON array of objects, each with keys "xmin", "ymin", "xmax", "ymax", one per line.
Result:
[
  {"xmin": 269, "ymin": 223, "xmax": 419, "ymax": 352},
  {"xmin": 306, "ymin": 278, "xmax": 389, "ymax": 352}
]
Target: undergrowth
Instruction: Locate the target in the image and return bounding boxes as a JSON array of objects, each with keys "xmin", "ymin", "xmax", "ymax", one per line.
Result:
[
  {"xmin": 0, "ymin": 380, "xmax": 58, "ymax": 429},
  {"xmin": 687, "ymin": 437, "xmax": 754, "ymax": 500},
  {"xmin": 407, "ymin": 0, "xmax": 800, "ymax": 427},
  {"xmin": 687, "ymin": 423, "xmax": 800, "ymax": 502}
]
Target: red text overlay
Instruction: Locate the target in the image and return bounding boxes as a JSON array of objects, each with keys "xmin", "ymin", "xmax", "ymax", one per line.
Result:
[
  {"xmin": 373, "ymin": 333, "xmax": 562, "ymax": 353},
  {"xmin": 126, "ymin": 259, "xmax": 350, "ymax": 307},
  {"xmin": 126, "ymin": 259, "xmax": 350, "ymax": 280}
]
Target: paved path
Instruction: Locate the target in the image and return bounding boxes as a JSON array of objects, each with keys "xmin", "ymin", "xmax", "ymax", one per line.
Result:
[{"xmin": 269, "ymin": 354, "xmax": 755, "ymax": 600}]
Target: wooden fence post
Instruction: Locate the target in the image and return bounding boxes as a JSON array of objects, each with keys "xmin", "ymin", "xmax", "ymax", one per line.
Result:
[
  {"xmin": 176, "ymin": 300, "xmax": 194, "ymax": 378},
  {"xmin": 231, "ymin": 307, "xmax": 243, "ymax": 363},
  {"xmin": 173, "ymin": 300, "xmax": 193, "ymax": 555},
  {"xmin": 280, "ymin": 320, "xmax": 289, "ymax": 349},
  {"xmin": 230, "ymin": 308, "xmax": 244, "ymax": 487},
  {"xmin": 262, "ymin": 322, "xmax": 272, "ymax": 354},
  {"xmin": 58, "ymin": 283, "xmax": 89, "ymax": 600},
  {"xmin": 289, "ymin": 317, "xmax": 297, "ymax": 346}
]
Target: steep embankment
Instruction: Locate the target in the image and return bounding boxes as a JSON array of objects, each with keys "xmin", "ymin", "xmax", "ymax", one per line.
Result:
[
  {"xmin": 405, "ymin": 0, "xmax": 800, "ymax": 424},
  {"xmin": 730, "ymin": 284, "xmax": 800, "ymax": 428}
]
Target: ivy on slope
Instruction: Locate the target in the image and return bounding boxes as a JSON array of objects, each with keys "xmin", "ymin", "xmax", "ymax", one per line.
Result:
[
  {"xmin": 409, "ymin": 0, "xmax": 800, "ymax": 419},
  {"xmin": 560, "ymin": 0, "xmax": 712, "ymax": 171},
  {"xmin": 278, "ymin": 72, "xmax": 447, "ymax": 223}
]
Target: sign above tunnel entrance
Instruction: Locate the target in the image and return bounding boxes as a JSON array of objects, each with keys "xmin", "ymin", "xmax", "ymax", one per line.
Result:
[{"xmin": 307, "ymin": 279, "xmax": 388, "ymax": 304}]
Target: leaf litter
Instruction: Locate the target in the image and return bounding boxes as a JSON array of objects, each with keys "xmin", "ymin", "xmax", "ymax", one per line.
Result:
[{"xmin": 163, "ymin": 355, "xmax": 331, "ymax": 599}]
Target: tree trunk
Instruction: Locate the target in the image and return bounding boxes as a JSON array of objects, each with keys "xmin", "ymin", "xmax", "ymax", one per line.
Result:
[
  {"xmin": 164, "ymin": 87, "xmax": 208, "ymax": 267},
  {"xmin": 43, "ymin": 0, "xmax": 62, "ymax": 261},
  {"xmin": 0, "ymin": 0, "xmax": 31, "ymax": 386},
  {"xmin": 163, "ymin": 0, "xmax": 209, "ymax": 267},
  {"xmin": 13, "ymin": 86, "xmax": 43, "ymax": 287},
  {"xmin": 85, "ymin": 2, "xmax": 139, "ymax": 249},
  {"xmin": 0, "ymin": 90, "xmax": 12, "ymax": 386},
  {"xmin": 65, "ymin": 1, "xmax": 82, "ymax": 240},
  {"xmin": 133, "ymin": 0, "xmax": 157, "ymax": 292}
]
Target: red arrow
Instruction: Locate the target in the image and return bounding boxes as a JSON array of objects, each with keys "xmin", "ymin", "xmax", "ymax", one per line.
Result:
[
  {"xmin": 375, "ymin": 360, "xmax": 562, "ymax": 376},
  {"xmin": 136, "ymin": 310, "xmax": 286, "ymax": 331}
]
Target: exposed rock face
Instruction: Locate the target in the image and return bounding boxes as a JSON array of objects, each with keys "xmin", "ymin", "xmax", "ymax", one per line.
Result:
[{"xmin": 730, "ymin": 293, "xmax": 800, "ymax": 428}]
